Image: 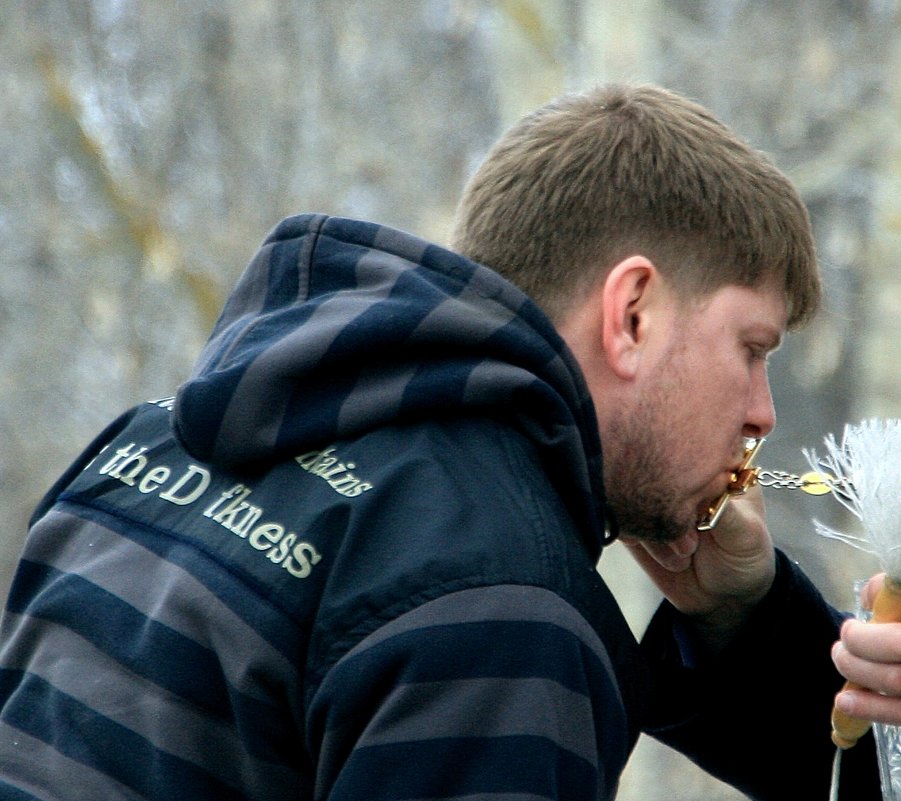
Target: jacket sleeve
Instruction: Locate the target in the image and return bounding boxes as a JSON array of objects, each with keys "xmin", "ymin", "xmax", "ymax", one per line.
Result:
[
  {"xmin": 305, "ymin": 583, "xmax": 631, "ymax": 801},
  {"xmin": 640, "ymin": 549, "xmax": 881, "ymax": 801}
]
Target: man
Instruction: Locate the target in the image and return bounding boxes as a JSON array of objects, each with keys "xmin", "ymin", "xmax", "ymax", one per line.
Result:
[{"xmin": 0, "ymin": 83, "xmax": 891, "ymax": 799}]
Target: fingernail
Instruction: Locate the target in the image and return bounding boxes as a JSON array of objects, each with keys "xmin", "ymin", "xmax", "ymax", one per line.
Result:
[{"xmin": 835, "ymin": 689, "xmax": 858, "ymax": 714}]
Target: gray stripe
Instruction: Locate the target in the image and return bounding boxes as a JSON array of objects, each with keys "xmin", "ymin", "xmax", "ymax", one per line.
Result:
[
  {"xmin": 0, "ymin": 610, "xmax": 244, "ymax": 782},
  {"xmin": 340, "ymin": 584, "xmax": 619, "ymax": 685},
  {"xmin": 0, "ymin": 720, "xmax": 147, "ymax": 801},
  {"xmin": 361, "ymin": 676, "xmax": 598, "ymax": 765},
  {"xmin": 462, "ymin": 360, "xmax": 531, "ymax": 405},
  {"xmin": 372, "ymin": 223, "xmax": 429, "ymax": 265},
  {"xmin": 352, "ymin": 245, "xmax": 412, "ymax": 290},
  {"xmin": 412, "ymin": 292, "xmax": 516, "ymax": 343},
  {"xmin": 25, "ymin": 511, "xmax": 296, "ymax": 700},
  {"xmin": 337, "ymin": 364, "xmax": 418, "ymax": 431}
]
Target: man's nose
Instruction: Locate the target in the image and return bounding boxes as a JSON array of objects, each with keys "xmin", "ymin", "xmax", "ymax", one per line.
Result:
[{"xmin": 744, "ymin": 369, "xmax": 777, "ymax": 439}]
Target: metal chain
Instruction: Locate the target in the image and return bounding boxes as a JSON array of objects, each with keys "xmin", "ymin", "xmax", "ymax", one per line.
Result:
[
  {"xmin": 755, "ymin": 468, "xmax": 814, "ymax": 491},
  {"xmin": 756, "ymin": 468, "xmax": 852, "ymax": 500}
]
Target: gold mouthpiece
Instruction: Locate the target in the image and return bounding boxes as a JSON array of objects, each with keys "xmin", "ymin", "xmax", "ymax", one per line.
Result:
[{"xmin": 696, "ymin": 438, "xmax": 838, "ymax": 531}]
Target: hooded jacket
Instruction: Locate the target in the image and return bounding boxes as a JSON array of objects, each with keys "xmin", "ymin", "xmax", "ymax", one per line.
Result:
[{"xmin": 0, "ymin": 215, "xmax": 879, "ymax": 800}]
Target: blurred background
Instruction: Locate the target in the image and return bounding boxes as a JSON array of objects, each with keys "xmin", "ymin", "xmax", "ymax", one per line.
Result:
[{"xmin": 2, "ymin": 1, "xmax": 900, "ymax": 798}]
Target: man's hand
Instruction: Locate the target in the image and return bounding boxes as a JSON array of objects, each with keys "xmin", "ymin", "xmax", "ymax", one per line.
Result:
[
  {"xmin": 622, "ymin": 486, "xmax": 776, "ymax": 652},
  {"xmin": 833, "ymin": 573, "xmax": 901, "ymax": 726}
]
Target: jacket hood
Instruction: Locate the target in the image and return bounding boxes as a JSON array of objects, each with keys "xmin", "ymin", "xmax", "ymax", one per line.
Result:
[{"xmin": 173, "ymin": 214, "xmax": 616, "ymax": 552}]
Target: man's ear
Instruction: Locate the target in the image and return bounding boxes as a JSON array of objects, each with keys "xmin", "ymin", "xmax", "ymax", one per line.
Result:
[{"xmin": 601, "ymin": 255, "xmax": 659, "ymax": 380}]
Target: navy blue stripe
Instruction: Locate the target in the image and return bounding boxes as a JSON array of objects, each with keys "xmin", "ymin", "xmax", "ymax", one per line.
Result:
[
  {"xmin": 0, "ymin": 669, "xmax": 243, "ymax": 801},
  {"xmin": 0, "ymin": 780, "xmax": 41, "ymax": 801},
  {"xmin": 7, "ymin": 561, "xmax": 231, "ymax": 719},
  {"xmin": 173, "ymin": 378, "xmax": 236, "ymax": 463},
  {"xmin": 219, "ymin": 302, "xmax": 325, "ymax": 366},
  {"xmin": 338, "ymin": 619, "xmax": 609, "ymax": 691},
  {"xmin": 406, "ymin": 258, "xmax": 478, "ymax": 299},
  {"xmin": 280, "ymin": 374, "xmax": 354, "ymax": 450},
  {"xmin": 419, "ymin": 241, "xmax": 481, "ymax": 285},
  {"xmin": 332, "ymin": 736, "xmax": 597, "ymax": 801},
  {"xmin": 309, "ymin": 237, "xmax": 378, "ymax": 296},
  {"xmin": 230, "ymin": 693, "xmax": 300, "ymax": 764},
  {"xmin": 400, "ymin": 358, "xmax": 476, "ymax": 410},
  {"xmin": 485, "ymin": 314, "xmax": 558, "ymax": 365},
  {"xmin": 265, "ymin": 213, "xmax": 325, "ymax": 246},
  {"xmin": 318, "ymin": 216, "xmax": 383, "ymax": 251},
  {"xmin": 261, "ymin": 238, "xmax": 302, "ymax": 312}
]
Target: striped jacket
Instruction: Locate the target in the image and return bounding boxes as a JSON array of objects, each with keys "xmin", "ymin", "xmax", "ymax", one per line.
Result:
[{"xmin": 0, "ymin": 215, "xmax": 879, "ymax": 799}]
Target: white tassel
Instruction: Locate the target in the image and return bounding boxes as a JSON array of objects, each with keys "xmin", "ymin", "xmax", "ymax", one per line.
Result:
[
  {"xmin": 804, "ymin": 418, "xmax": 901, "ymax": 578},
  {"xmin": 805, "ymin": 419, "xmax": 901, "ymax": 785}
]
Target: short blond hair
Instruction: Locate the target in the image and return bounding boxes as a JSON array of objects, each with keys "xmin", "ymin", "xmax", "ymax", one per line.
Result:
[{"xmin": 451, "ymin": 83, "xmax": 819, "ymax": 327}]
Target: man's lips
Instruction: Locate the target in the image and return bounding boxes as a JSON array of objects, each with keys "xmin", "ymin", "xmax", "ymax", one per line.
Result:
[{"xmin": 698, "ymin": 466, "xmax": 743, "ymax": 513}]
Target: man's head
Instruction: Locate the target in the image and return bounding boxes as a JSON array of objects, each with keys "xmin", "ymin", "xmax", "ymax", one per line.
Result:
[
  {"xmin": 452, "ymin": 83, "xmax": 820, "ymax": 542},
  {"xmin": 451, "ymin": 83, "xmax": 819, "ymax": 327}
]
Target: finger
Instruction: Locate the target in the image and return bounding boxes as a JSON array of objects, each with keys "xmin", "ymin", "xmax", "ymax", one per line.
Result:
[
  {"xmin": 708, "ymin": 487, "xmax": 768, "ymax": 551},
  {"xmin": 833, "ymin": 641, "xmax": 901, "ymax": 699},
  {"xmin": 622, "ymin": 532, "xmax": 698, "ymax": 573},
  {"xmin": 859, "ymin": 573, "xmax": 887, "ymax": 612},
  {"xmin": 834, "ymin": 686, "xmax": 901, "ymax": 727},
  {"xmin": 840, "ymin": 618, "xmax": 901, "ymax": 664}
]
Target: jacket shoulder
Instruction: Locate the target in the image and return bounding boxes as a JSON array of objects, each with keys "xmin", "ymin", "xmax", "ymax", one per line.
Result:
[{"xmin": 309, "ymin": 417, "xmax": 586, "ymax": 650}]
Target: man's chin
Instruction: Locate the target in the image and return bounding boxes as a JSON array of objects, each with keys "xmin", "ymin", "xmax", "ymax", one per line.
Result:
[{"xmin": 615, "ymin": 511, "xmax": 688, "ymax": 545}]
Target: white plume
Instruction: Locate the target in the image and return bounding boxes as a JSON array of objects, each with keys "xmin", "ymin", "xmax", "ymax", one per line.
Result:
[{"xmin": 803, "ymin": 418, "xmax": 901, "ymax": 577}]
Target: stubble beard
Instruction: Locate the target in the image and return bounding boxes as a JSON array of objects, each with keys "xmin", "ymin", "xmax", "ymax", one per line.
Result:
[
  {"xmin": 602, "ymin": 343, "xmax": 698, "ymax": 544},
  {"xmin": 603, "ymin": 412, "xmax": 691, "ymax": 543}
]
